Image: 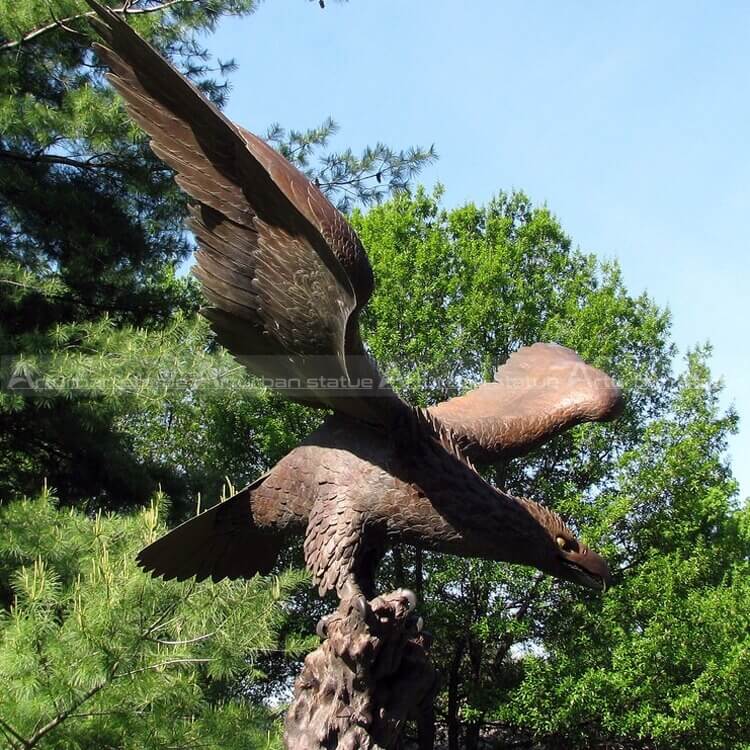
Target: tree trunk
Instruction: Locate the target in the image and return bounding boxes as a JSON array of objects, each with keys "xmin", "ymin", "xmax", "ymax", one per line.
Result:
[
  {"xmin": 446, "ymin": 639, "xmax": 465, "ymax": 750},
  {"xmin": 464, "ymin": 631, "xmax": 484, "ymax": 750},
  {"xmin": 416, "ymin": 700, "xmax": 436, "ymax": 750},
  {"xmin": 414, "ymin": 548, "xmax": 424, "ymax": 602},
  {"xmin": 392, "ymin": 547, "xmax": 406, "ymax": 589},
  {"xmin": 284, "ymin": 590, "xmax": 438, "ymax": 750}
]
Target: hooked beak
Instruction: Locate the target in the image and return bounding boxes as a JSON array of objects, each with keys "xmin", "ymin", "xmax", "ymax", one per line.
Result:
[{"xmin": 560, "ymin": 548, "xmax": 612, "ymax": 591}]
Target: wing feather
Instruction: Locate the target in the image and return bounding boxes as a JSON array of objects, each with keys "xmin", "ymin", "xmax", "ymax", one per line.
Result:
[
  {"xmin": 136, "ymin": 480, "xmax": 282, "ymax": 583},
  {"xmin": 85, "ymin": 0, "xmax": 403, "ymax": 425},
  {"xmin": 429, "ymin": 343, "xmax": 623, "ymax": 464}
]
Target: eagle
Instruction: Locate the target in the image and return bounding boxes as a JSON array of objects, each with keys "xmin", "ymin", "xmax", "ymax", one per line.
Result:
[{"xmin": 85, "ymin": 0, "xmax": 622, "ymax": 601}]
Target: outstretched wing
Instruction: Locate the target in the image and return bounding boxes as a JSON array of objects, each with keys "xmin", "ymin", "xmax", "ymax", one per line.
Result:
[
  {"xmin": 86, "ymin": 1, "xmax": 404, "ymax": 426},
  {"xmin": 136, "ymin": 478, "xmax": 280, "ymax": 582},
  {"xmin": 429, "ymin": 343, "xmax": 623, "ymax": 464}
]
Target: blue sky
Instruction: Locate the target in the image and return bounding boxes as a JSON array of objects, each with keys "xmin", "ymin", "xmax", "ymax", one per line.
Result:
[{"xmin": 208, "ymin": 0, "xmax": 749, "ymax": 497}]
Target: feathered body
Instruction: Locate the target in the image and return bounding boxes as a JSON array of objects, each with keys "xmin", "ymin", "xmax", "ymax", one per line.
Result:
[
  {"xmin": 140, "ymin": 404, "xmax": 613, "ymax": 597},
  {"xmin": 85, "ymin": 0, "xmax": 621, "ymax": 598}
]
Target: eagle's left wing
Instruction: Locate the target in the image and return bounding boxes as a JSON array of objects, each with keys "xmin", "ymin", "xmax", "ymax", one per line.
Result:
[{"xmin": 429, "ymin": 343, "xmax": 623, "ymax": 464}]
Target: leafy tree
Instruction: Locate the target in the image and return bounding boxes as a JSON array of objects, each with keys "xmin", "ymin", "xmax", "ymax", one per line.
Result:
[
  {"xmin": 0, "ymin": 485, "xmax": 311, "ymax": 750},
  {"xmin": 347, "ymin": 188, "xmax": 746, "ymax": 749},
  {"xmin": 501, "ymin": 349, "xmax": 748, "ymax": 750}
]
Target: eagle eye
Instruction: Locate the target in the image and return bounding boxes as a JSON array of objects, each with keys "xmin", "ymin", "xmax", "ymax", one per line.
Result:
[{"xmin": 556, "ymin": 536, "xmax": 578, "ymax": 553}]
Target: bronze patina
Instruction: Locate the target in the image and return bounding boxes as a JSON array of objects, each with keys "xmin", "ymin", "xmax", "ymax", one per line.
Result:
[{"xmin": 85, "ymin": 3, "xmax": 623, "ymax": 747}]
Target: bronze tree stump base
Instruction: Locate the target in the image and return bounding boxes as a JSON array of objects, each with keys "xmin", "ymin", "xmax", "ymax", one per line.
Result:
[{"xmin": 284, "ymin": 590, "xmax": 438, "ymax": 750}]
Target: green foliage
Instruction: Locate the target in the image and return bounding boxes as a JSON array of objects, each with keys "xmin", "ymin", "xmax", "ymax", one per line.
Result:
[
  {"xmin": 353, "ymin": 187, "xmax": 671, "ymax": 410},
  {"xmin": 1, "ymin": 4, "xmax": 746, "ymax": 747},
  {"xmin": 1, "ymin": 311, "xmax": 321, "ymax": 511},
  {"xmin": 0, "ymin": 485, "xmax": 308, "ymax": 750},
  {"xmin": 515, "ymin": 554, "xmax": 750, "ymax": 750},
  {"xmin": 497, "ymin": 350, "xmax": 748, "ymax": 750},
  {"xmin": 0, "ymin": 0, "xmax": 255, "ymax": 508},
  {"xmin": 349, "ymin": 188, "xmax": 746, "ymax": 749},
  {"xmin": 266, "ymin": 118, "xmax": 437, "ymax": 212},
  {"xmin": 2, "ymin": 167, "xmax": 746, "ymax": 747}
]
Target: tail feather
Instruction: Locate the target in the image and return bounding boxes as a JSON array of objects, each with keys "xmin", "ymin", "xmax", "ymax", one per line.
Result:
[{"xmin": 136, "ymin": 478, "xmax": 281, "ymax": 583}]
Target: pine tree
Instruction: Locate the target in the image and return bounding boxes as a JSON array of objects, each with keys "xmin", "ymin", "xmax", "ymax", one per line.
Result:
[{"xmin": 0, "ymin": 484, "xmax": 311, "ymax": 750}]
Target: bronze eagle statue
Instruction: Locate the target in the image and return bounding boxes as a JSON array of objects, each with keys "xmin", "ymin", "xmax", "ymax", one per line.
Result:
[{"xmin": 85, "ymin": 0, "xmax": 622, "ymax": 601}]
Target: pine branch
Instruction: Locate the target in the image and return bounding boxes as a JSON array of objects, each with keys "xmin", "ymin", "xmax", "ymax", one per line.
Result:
[
  {"xmin": 146, "ymin": 631, "xmax": 215, "ymax": 645},
  {"xmin": 0, "ymin": 277, "xmax": 172, "ymax": 315},
  {"xmin": 0, "ymin": 148, "xmax": 128, "ymax": 172},
  {"xmin": 114, "ymin": 657, "xmax": 213, "ymax": 679},
  {"xmin": 0, "ymin": 0, "xmax": 201, "ymax": 53},
  {"xmin": 142, "ymin": 584, "xmax": 195, "ymax": 636},
  {"xmin": 0, "ymin": 715, "xmax": 29, "ymax": 750},
  {"xmin": 25, "ymin": 681, "xmax": 108, "ymax": 749},
  {"xmin": 10, "ymin": 623, "xmax": 211, "ymax": 749},
  {"xmin": 124, "ymin": 0, "xmax": 201, "ymax": 16},
  {"xmin": 492, "ymin": 574, "xmax": 544, "ymax": 668}
]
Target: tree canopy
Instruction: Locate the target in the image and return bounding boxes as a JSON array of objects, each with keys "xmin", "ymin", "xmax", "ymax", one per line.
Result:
[{"xmin": 350, "ymin": 188, "xmax": 747, "ymax": 750}]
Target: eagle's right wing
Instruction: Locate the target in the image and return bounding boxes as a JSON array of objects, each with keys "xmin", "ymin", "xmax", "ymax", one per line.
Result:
[{"xmin": 135, "ymin": 478, "xmax": 279, "ymax": 583}]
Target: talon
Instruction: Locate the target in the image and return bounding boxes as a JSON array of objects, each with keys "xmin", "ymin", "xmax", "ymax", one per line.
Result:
[{"xmin": 353, "ymin": 594, "xmax": 368, "ymax": 618}]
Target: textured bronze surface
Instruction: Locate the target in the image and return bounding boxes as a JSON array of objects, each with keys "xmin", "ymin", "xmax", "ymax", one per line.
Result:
[
  {"xmin": 84, "ymin": 4, "xmax": 624, "ymax": 745},
  {"xmin": 284, "ymin": 590, "xmax": 437, "ymax": 750},
  {"xmin": 84, "ymin": 0, "xmax": 622, "ymax": 598}
]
